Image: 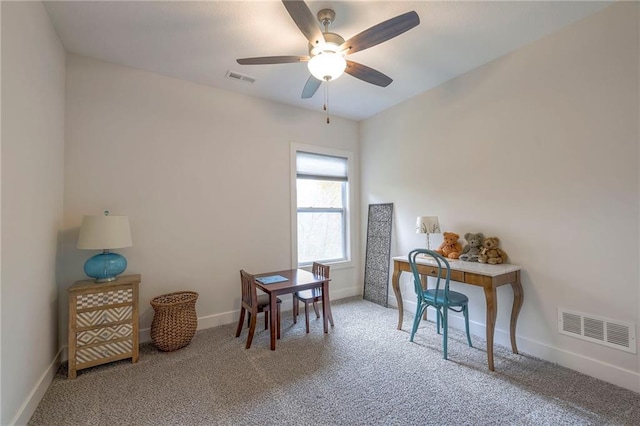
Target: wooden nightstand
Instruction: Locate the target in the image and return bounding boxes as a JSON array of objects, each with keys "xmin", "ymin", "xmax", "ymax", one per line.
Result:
[{"xmin": 67, "ymin": 274, "xmax": 140, "ymax": 379}]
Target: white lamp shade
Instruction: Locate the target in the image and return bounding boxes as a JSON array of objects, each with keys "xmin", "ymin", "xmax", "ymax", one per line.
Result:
[
  {"xmin": 77, "ymin": 215, "xmax": 132, "ymax": 249},
  {"xmin": 416, "ymin": 216, "xmax": 441, "ymax": 234},
  {"xmin": 308, "ymin": 52, "xmax": 347, "ymax": 81}
]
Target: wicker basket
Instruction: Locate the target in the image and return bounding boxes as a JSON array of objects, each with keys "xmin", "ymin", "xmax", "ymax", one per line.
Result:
[{"xmin": 150, "ymin": 291, "xmax": 198, "ymax": 352}]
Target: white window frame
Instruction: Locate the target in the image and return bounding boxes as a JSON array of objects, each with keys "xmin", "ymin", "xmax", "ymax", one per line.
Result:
[{"xmin": 290, "ymin": 143, "xmax": 355, "ymax": 269}]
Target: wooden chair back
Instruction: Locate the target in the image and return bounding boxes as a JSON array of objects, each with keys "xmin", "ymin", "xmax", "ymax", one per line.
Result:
[
  {"xmin": 312, "ymin": 262, "xmax": 330, "ymax": 279},
  {"xmin": 239, "ymin": 269, "xmax": 258, "ymax": 312}
]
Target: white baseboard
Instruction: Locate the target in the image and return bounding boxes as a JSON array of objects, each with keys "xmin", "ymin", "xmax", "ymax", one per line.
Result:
[
  {"xmin": 390, "ymin": 294, "xmax": 640, "ymax": 393},
  {"xmin": 515, "ymin": 335, "xmax": 640, "ymax": 393},
  {"xmin": 11, "ymin": 347, "xmax": 64, "ymax": 426}
]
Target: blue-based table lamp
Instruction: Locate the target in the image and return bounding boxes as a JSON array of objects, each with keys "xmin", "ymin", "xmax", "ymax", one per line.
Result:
[{"xmin": 77, "ymin": 211, "xmax": 132, "ymax": 282}]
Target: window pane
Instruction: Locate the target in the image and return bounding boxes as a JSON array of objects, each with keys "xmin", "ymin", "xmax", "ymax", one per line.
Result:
[
  {"xmin": 297, "ymin": 212, "xmax": 345, "ymax": 263},
  {"xmin": 297, "ymin": 180, "xmax": 344, "ymax": 208}
]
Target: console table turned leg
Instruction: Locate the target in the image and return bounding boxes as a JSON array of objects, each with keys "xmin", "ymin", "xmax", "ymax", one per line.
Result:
[
  {"xmin": 510, "ymin": 271, "xmax": 524, "ymax": 354},
  {"xmin": 483, "ymin": 285, "xmax": 498, "ymax": 371},
  {"xmin": 392, "ymin": 263, "xmax": 403, "ymax": 330}
]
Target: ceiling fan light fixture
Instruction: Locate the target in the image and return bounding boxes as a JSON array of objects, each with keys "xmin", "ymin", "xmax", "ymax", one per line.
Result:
[{"xmin": 308, "ymin": 51, "xmax": 346, "ymax": 81}]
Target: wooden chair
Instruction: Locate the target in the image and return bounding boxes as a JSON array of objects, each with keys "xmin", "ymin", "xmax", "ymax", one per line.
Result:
[
  {"xmin": 235, "ymin": 270, "xmax": 281, "ymax": 349},
  {"xmin": 293, "ymin": 262, "xmax": 334, "ymax": 333},
  {"xmin": 408, "ymin": 249, "xmax": 472, "ymax": 359}
]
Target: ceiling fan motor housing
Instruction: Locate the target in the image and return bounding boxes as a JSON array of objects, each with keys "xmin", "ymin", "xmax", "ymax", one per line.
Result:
[{"xmin": 308, "ymin": 32, "xmax": 345, "ymax": 56}]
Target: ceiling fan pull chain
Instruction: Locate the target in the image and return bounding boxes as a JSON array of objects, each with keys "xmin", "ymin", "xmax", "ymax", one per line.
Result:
[{"xmin": 324, "ymin": 81, "xmax": 330, "ymax": 124}]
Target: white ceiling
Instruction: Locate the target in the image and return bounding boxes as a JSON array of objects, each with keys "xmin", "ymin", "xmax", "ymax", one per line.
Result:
[{"xmin": 43, "ymin": 1, "xmax": 613, "ymax": 121}]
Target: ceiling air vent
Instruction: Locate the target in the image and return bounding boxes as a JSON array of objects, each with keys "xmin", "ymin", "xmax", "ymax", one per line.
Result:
[
  {"xmin": 558, "ymin": 308, "xmax": 636, "ymax": 353},
  {"xmin": 225, "ymin": 70, "xmax": 256, "ymax": 84}
]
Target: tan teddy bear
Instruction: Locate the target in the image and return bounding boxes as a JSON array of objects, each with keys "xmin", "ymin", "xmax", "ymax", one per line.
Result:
[
  {"xmin": 478, "ymin": 237, "xmax": 508, "ymax": 264},
  {"xmin": 435, "ymin": 232, "xmax": 462, "ymax": 259}
]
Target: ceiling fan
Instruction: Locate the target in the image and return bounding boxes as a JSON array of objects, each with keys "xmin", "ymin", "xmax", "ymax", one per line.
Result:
[{"xmin": 236, "ymin": 0, "xmax": 420, "ymax": 99}]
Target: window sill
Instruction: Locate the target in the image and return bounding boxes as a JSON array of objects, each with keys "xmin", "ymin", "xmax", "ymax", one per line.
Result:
[{"xmin": 299, "ymin": 259, "xmax": 354, "ymax": 271}]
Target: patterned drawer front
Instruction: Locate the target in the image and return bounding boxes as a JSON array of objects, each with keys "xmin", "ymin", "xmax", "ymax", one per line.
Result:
[
  {"xmin": 75, "ymin": 339, "xmax": 133, "ymax": 364},
  {"xmin": 77, "ymin": 324, "xmax": 133, "ymax": 347},
  {"xmin": 77, "ymin": 306, "xmax": 133, "ymax": 327},
  {"xmin": 77, "ymin": 288, "xmax": 133, "ymax": 309}
]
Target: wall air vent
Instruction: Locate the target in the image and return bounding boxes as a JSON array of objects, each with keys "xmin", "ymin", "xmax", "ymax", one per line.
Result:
[
  {"xmin": 225, "ymin": 70, "xmax": 256, "ymax": 84},
  {"xmin": 558, "ymin": 308, "xmax": 636, "ymax": 353}
]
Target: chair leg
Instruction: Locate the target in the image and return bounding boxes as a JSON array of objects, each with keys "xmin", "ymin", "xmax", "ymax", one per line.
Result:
[
  {"xmin": 436, "ymin": 308, "xmax": 441, "ymax": 335},
  {"xmin": 463, "ymin": 305, "xmax": 473, "ymax": 347},
  {"xmin": 410, "ymin": 304, "xmax": 426, "ymax": 342},
  {"xmin": 442, "ymin": 309, "xmax": 448, "ymax": 360},
  {"xmin": 235, "ymin": 307, "xmax": 246, "ymax": 338},
  {"xmin": 247, "ymin": 312, "xmax": 251, "ymax": 328},
  {"xmin": 246, "ymin": 311, "xmax": 257, "ymax": 349},
  {"xmin": 264, "ymin": 310, "xmax": 269, "ymax": 330},
  {"xmin": 312, "ymin": 300, "xmax": 320, "ymax": 318},
  {"xmin": 304, "ymin": 301, "xmax": 310, "ymax": 333}
]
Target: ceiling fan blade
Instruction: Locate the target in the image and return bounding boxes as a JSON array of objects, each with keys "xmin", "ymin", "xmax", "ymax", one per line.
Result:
[
  {"xmin": 345, "ymin": 61, "xmax": 393, "ymax": 87},
  {"xmin": 301, "ymin": 75, "xmax": 322, "ymax": 99},
  {"xmin": 282, "ymin": 0, "xmax": 325, "ymax": 47},
  {"xmin": 237, "ymin": 56, "xmax": 310, "ymax": 65},
  {"xmin": 339, "ymin": 11, "xmax": 420, "ymax": 55}
]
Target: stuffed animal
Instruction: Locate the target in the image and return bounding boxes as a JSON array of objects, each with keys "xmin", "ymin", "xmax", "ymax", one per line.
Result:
[
  {"xmin": 435, "ymin": 232, "xmax": 462, "ymax": 259},
  {"xmin": 478, "ymin": 237, "xmax": 508, "ymax": 264},
  {"xmin": 459, "ymin": 232, "xmax": 484, "ymax": 262}
]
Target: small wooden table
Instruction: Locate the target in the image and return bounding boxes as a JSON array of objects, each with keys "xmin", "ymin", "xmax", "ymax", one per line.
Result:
[
  {"xmin": 392, "ymin": 256, "xmax": 523, "ymax": 371},
  {"xmin": 254, "ymin": 268, "xmax": 331, "ymax": 350}
]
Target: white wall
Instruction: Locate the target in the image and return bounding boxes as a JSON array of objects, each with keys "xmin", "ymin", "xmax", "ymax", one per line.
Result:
[
  {"xmin": 360, "ymin": 2, "xmax": 639, "ymax": 391},
  {"xmin": 1, "ymin": 2, "xmax": 66, "ymax": 424},
  {"xmin": 62, "ymin": 55, "xmax": 360, "ymax": 344}
]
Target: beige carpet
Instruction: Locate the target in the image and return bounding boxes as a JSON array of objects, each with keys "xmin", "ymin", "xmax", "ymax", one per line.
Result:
[{"xmin": 29, "ymin": 297, "xmax": 639, "ymax": 425}]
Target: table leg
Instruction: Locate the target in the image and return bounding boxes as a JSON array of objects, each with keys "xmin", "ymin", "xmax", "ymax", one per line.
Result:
[
  {"xmin": 483, "ymin": 285, "xmax": 498, "ymax": 371},
  {"xmin": 392, "ymin": 263, "xmax": 403, "ymax": 330},
  {"xmin": 510, "ymin": 271, "xmax": 524, "ymax": 354},
  {"xmin": 322, "ymin": 280, "xmax": 329, "ymax": 333},
  {"xmin": 269, "ymin": 293, "xmax": 277, "ymax": 350}
]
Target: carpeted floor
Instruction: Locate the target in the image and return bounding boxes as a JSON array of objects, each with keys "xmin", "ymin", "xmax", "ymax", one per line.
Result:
[{"xmin": 29, "ymin": 297, "xmax": 639, "ymax": 425}]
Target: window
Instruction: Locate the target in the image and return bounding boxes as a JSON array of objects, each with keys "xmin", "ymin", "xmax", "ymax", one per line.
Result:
[{"xmin": 293, "ymin": 148, "xmax": 352, "ymax": 266}]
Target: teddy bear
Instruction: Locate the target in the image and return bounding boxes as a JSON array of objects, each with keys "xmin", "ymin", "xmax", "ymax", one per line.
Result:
[
  {"xmin": 435, "ymin": 232, "xmax": 462, "ymax": 259},
  {"xmin": 478, "ymin": 237, "xmax": 508, "ymax": 264},
  {"xmin": 459, "ymin": 232, "xmax": 484, "ymax": 262}
]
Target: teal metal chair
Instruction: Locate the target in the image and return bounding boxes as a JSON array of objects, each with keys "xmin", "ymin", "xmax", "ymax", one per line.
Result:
[{"xmin": 408, "ymin": 248, "xmax": 472, "ymax": 359}]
